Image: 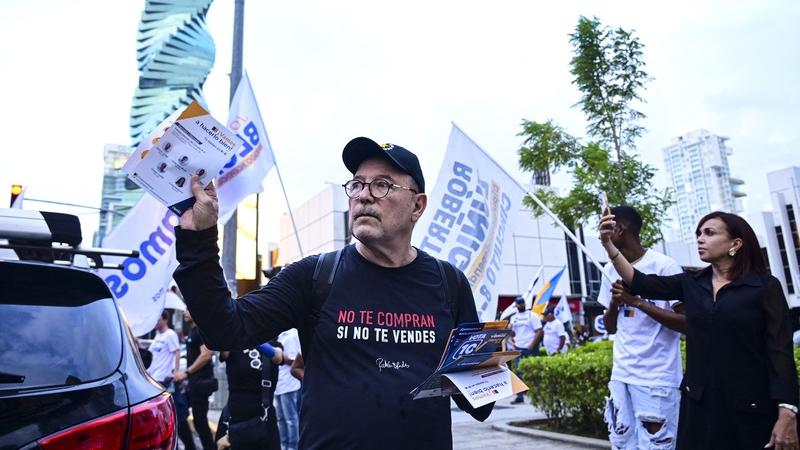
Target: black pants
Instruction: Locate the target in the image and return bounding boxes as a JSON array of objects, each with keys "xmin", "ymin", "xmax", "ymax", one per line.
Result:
[
  {"xmin": 228, "ymin": 407, "xmax": 280, "ymax": 450},
  {"xmin": 189, "ymin": 389, "xmax": 216, "ymax": 450}
]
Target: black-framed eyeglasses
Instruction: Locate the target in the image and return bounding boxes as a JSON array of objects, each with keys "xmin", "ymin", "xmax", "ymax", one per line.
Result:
[{"xmin": 342, "ymin": 179, "xmax": 418, "ymax": 199}]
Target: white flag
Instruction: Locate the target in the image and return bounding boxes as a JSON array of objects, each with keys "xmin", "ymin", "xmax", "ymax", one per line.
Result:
[
  {"xmin": 499, "ymin": 266, "xmax": 543, "ymax": 320},
  {"xmin": 218, "ymin": 73, "xmax": 276, "ymax": 224},
  {"xmin": 554, "ymin": 294, "xmax": 572, "ymax": 324},
  {"xmin": 412, "ymin": 124, "xmax": 524, "ymax": 321},
  {"xmin": 99, "ymin": 194, "xmax": 178, "ymax": 336}
]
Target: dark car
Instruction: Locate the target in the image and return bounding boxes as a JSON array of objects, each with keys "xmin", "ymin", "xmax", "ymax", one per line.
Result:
[{"xmin": 0, "ymin": 209, "xmax": 177, "ymax": 449}]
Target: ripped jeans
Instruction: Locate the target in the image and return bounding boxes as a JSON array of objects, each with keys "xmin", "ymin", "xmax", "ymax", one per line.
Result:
[{"xmin": 604, "ymin": 380, "xmax": 679, "ymax": 450}]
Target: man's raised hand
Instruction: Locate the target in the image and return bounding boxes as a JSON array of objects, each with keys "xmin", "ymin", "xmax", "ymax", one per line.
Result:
[{"xmin": 179, "ymin": 175, "xmax": 218, "ymax": 231}]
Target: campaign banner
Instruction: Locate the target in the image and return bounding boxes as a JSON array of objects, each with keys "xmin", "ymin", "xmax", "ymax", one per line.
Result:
[
  {"xmin": 219, "ymin": 73, "xmax": 276, "ymax": 224},
  {"xmin": 413, "ymin": 124, "xmax": 524, "ymax": 322},
  {"xmin": 100, "ymin": 194, "xmax": 179, "ymax": 336},
  {"xmin": 125, "ymin": 101, "xmax": 240, "ymax": 215}
]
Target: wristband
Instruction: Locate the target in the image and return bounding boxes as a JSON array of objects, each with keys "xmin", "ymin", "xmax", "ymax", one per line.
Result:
[
  {"xmin": 779, "ymin": 403, "xmax": 798, "ymax": 415},
  {"xmin": 610, "ymin": 249, "xmax": 621, "ymax": 260}
]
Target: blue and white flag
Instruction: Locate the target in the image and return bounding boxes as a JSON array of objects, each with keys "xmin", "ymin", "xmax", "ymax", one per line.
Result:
[
  {"xmin": 218, "ymin": 73, "xmax": 276, "ymax": 224},
  {"xmin": 554, "ymin": 294, "xmax": 572, "ymax": 324},
  {"xmin": 413, "ymin": 124, "xmax": 524, "ymax": 322}
]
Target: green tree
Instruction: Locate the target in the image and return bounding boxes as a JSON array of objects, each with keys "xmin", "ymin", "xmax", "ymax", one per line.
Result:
[{"xmin": 518, "ymin": 16, "xmax": 672, "ymax": 246}]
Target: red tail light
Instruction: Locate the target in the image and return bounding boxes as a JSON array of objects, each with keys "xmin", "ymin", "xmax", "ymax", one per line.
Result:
[
  {"xmin": 38, "ymin": 392, "xmax": 176, "ymax": 450},
  {"xmin": 38, "ymin": 409, "xmax": 127, "ymax": 450},
  {"xmin": 128, "ymin": 392, "xmax": 177, "ymax": 450}
]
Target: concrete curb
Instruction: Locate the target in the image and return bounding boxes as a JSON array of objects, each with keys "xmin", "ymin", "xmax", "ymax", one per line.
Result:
[{"xmin": 491, "ymin": 421, "xmax": 611, "ymax": 449}]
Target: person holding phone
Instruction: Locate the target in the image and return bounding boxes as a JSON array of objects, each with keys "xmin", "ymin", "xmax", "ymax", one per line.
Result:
[
  {"xmin": 600, "ymin": 210, "xmax": 798, "ymax": 450},
  {"xmin": 597, "ymin": 205, "xmax": 685, "ymax": 449}
]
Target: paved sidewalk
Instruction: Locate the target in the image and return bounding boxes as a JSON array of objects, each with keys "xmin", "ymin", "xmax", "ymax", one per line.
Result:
[{"xmin": 187, "ymin": 396, "xmax": 600, "ymax": 450}]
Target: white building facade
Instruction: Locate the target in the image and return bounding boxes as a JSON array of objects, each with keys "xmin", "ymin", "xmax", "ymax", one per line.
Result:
[{"xmin": 749, "ymin": 167, "xmax": 800, "ymax": 307}]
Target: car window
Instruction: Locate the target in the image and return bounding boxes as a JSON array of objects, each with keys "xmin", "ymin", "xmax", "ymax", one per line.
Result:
[{"xmin": 0, "ymin": 263, "xmax": 123, "ymax": 390}]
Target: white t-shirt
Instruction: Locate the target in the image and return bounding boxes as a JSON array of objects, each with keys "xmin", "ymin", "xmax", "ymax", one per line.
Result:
[
  {"xmin": 543, "ymin": 319, "xmax": 568, "ymax": 355},
  {"xmin": 147, "ymin": 327, "xmax": 180, "ymax": 382},
  {"xmin": 597, "ymin": 249, "xmax": 683, "ymax": 387},
  {"xmin": 275, "ymin": 329, "xmax": 302, "ymax": 395},
  {"xmin": 510, "ymin": 310, "xmax": 542, "ymax": 348}
]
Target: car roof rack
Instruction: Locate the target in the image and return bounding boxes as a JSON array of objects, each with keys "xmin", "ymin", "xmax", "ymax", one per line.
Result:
[{"xmin": 0, "ymin": 209, "xmax": 139, "ymax": 269}]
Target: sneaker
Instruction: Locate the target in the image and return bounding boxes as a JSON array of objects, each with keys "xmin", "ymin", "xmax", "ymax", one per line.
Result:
[{"xmin": 510, "ymin": 397, "xmax": 524, "ymax": 404}]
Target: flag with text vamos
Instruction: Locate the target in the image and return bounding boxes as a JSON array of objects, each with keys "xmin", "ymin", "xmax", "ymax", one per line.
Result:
[{"xmin": 413, "ymin": 124, "xmax": 523, "ymax": 321}]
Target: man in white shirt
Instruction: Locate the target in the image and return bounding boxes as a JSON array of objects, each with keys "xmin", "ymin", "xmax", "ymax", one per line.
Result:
[
  {"xmin": 509, "ymin": 296, "xmax": 542, "ymax": 404},
  {"xmin": 533, "ymin": 308, "xmax": 568, "ymax": 355},
  {"xmin": 598, "ymin": 205, "xmax": 685, "ymax": 450},
  {"xmin": 276, "ymin": 329, "xmax": 302, "ymax": 450},
  {"xmin": 147, "ymin": 310, "xmax": 181, "ymax": 385}
]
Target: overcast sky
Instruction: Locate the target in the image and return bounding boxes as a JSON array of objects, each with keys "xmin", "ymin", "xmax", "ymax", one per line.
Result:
[{"xmin": 1, "ymin": 0, "xmax": 798, "ymax": 245}]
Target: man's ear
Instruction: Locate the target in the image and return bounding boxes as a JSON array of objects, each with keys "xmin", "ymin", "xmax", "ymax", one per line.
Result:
[{"xmin": 411, "ymin": 193, "xmax": 427, "ymax": 223}]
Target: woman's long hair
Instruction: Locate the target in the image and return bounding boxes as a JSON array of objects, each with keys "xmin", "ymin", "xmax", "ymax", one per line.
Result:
[{"xmin": 695, "ymin": 211, "xmax": 767, "ymax": 280}]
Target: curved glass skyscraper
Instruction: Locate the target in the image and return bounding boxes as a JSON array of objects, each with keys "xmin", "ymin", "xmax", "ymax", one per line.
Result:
[{"xmin": 130, "ymin": 0, "xmax": 216, "ymax": 146}]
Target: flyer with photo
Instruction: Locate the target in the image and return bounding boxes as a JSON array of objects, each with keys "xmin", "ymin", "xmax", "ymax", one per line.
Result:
[
  {"xmin": 410, "ymin": 320, "xmax": 528, "ymax": 407},
  {"xmin": 124, "ymin": 102, "xmax": 240, "ymax": 215}
]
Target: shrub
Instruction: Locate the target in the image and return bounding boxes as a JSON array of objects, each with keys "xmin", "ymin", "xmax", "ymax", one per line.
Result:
[{"xmin": 517, "ymin": 341, "xmax": 612, "ymax": 436}]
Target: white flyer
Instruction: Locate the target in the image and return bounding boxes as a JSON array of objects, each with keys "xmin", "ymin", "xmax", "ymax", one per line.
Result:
[
  {"xmin": 442, "ymin": 364, "xmax": 516, "ymax": 408},
  {"xmin": 124, "ymin": 102, "xmax": 240, "ymax": 215}
]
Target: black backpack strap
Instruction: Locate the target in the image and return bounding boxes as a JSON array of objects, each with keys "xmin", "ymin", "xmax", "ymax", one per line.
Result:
[
  {"xmin": 259, "ymin": 357, "xmax": 279, "ymax": 421},
  {"xmin": 301, "ymin": 248, "xmax": 344, "ymax": 359},
  {"xmin": 436, "ymin": 259, "xmax": 461, "ymax": 324}
]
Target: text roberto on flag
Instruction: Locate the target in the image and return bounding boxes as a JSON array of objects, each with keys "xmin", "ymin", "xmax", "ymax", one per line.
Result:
[
  {"xmin": 532, "ymin": 266, "xmax": 566, "ymax": 317},
  {"xmin": 413, "ymin": 124, "xmax": 523, "ymax": 322},
  {"xmin": 218, "ymin": 72, "xmax": 276, "ymax": 224}
]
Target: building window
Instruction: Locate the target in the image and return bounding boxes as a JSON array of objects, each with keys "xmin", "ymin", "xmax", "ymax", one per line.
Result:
[
  {"xmin": 787, "ymin": 205, "xmax": 800, "ymax": 267},
  {"xmin": 776, "ymin": 226, "xmax": 795, "ymax": 294}
]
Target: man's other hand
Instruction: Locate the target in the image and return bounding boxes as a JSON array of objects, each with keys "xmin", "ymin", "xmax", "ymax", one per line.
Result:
[
  {"xmin": 611, "ymin": 280, "xmax": 643, "ymax": 308},
  {"xmin": 180, "ymin": 175, "xmax": 219, "ymax": 231}
]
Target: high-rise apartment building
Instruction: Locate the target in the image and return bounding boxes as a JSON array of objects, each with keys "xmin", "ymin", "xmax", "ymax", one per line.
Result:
[{"xmin": 662, "ymin": 129, "xmax": 746, "ymax": 242}]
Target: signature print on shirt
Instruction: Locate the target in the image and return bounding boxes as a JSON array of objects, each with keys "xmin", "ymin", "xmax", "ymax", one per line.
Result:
[{"xmin": 376, "ymin": 358, "xmax": 411, "ymax": 372}]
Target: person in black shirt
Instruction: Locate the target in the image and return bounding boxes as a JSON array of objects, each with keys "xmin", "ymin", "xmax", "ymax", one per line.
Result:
[
  {"xmin": 600, "ymin": 210, "xmax": 799, "ymax": 450},
  {"xmin": 174, "ymin": 309, "xmax": 217, "ymax": 450},
  {"xmin": 219, "ymin": 341, "xmax": 283, "ymax": 450},
  {"xmin": 174, "ymin": 137, "xmax": 493, "ymax": 449}
]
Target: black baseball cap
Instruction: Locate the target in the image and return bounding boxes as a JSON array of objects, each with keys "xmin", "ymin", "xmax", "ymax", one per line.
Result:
[
  {"xmin": 342, "ymin": 137, "xmax": 425, "ymax": 193},
  {"xmin": 515, "ymin": 296, "xmax": 526, "ymax": 303}
]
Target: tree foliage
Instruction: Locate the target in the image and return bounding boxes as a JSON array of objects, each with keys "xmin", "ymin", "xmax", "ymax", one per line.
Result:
[{"xmin": 517, "ymin": 16, "xmax": 672, "ymax": 246}]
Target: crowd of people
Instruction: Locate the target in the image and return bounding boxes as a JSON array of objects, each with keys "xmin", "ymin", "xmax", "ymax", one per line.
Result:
[
  {"xmin": 144, "ymin": 293, "xmax": 302, "ymax": 450},
  {"xmin": 140, "ymin": 135, "xmax": 798, "ymax": 450}
]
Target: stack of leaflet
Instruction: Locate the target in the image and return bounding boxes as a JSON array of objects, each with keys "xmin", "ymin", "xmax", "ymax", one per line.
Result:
[{"xmin": 410, "ymin": 321, "xmax": 528, "ymax": 408}]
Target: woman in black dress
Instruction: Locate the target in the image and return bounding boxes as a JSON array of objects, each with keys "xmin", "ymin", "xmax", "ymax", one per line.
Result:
[{"xmin": 600, "ymin": 210, "xmax": 798, "ymax": 449}]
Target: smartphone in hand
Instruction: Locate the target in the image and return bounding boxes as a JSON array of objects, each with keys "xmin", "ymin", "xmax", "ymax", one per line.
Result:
[{"xmin": 599, "ymin": 191, "xmax": 609, "ymax": 216}]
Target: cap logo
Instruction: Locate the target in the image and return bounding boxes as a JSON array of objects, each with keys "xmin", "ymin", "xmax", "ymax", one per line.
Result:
[{"xmin": 380, "ymin": 143, "xmax": 394, "ymax": 151}]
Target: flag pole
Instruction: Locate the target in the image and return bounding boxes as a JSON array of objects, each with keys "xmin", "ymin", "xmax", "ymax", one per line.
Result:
[
  {"xmin": 236, "ymin": 73, "xmax": 305, "ymax": 260},
  {"xmin": 450, "ymin": 122, "xmax": 613, "ymax": 283},
  {"xmin": 222, "ymin": 0, "xmax": 245, "ymax": 296}
]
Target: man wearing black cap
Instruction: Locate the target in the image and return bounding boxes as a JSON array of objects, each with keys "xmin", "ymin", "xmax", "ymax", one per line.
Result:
[{"xmin": 173, "ymin": 137, "xmax": 493, "ymax": 450}]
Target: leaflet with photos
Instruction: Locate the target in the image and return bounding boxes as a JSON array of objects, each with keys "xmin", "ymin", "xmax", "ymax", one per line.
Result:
[
  {"xmin": 410, "ymin": 320, "xmax": 528, "ymax": 408},
  {"xmin": 124, "ymin": 102, "xmax": 240, "ymax": 215}
]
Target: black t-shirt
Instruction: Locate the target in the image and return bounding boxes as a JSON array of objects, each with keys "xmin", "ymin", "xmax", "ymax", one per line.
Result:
[
  {"xmin": 225, "ymin": 348, "xmax": 279, "ymax": 421},
  {"xmin": 175, "ymin": 231, "xmax": 489, "ymax": 450},
  {"xmin": 186, "ymin": 325, "xmax": 214, "ymax": 381}
]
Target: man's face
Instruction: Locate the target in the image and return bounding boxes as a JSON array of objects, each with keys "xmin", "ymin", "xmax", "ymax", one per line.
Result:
[
  {"xmin": 348, "ymin": 157, "xmax": 425, "ymax": 244},
  {"xmin": 516, "ymin": 301, "xmax": 526, "ymax": 312}
]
